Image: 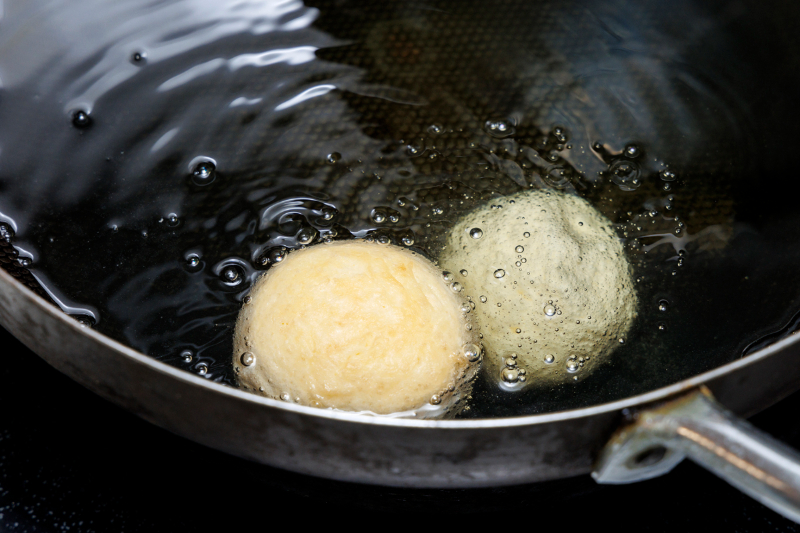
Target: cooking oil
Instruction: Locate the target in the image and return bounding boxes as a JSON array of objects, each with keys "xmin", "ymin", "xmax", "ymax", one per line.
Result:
[{"xmin": 1, "ymin": 0, "xmax": 800, "ymax": 416}]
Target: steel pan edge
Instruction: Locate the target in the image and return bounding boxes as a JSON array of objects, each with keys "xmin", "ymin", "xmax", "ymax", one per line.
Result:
[{"xmin": 2, "ymin": 268, "xmax": 800, "ymax": 488}]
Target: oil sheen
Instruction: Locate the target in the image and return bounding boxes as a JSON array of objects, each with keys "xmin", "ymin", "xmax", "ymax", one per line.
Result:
[{"xmin": 1, "ymin": 0, "xmax": 800, "ymax": 417}]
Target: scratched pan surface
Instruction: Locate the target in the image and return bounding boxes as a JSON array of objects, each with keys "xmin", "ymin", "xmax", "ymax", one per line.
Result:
[{"xmin": 2, "ymin": 0, "xmax": 800, "ymax": 485}]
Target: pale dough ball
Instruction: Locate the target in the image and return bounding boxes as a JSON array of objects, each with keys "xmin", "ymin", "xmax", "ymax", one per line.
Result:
[
  {"xmin": 438, "ymin": 189, "xmax": 637, "ymax": 387},
  {"xmin": 234, "ymin": 240, "xmax": 480, "ymax": 417}
]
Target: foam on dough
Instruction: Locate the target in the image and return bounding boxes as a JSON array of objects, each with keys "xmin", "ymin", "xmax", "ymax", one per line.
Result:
[
  {"xmin": 234, "ymin": 240, "xmax": 480, "ymax": 417},
  {"xmin": 438, "ymin": 189, "xmax": 637, "ymax": 386}
]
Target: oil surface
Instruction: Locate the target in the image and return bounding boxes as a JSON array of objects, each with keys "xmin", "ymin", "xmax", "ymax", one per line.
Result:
[{"xmin": 2, "ymin": 0, "xmax": 800, "ymax": 417}]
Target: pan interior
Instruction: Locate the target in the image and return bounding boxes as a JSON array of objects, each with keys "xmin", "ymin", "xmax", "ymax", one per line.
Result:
[{"xmin": 1, "ymin": 0, "xmax": 800, "ymax": 417}]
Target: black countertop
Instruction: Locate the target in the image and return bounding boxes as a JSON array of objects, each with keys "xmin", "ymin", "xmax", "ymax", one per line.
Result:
[{"xmin": 1, "ymin": 324, "xmax": 799, "ymax": 532}]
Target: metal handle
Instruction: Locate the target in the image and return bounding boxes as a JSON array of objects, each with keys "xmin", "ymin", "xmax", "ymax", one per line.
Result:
[{"xmin": 593, "ymin": 386, "xmax": 800, "ymax": 523}]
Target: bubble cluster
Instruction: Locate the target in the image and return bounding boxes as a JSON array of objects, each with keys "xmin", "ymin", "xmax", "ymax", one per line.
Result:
[
  {"xmin": 484, "ymin": 119, "xmax": 515, "ymax": 138},
  {"xmin": 258, "ymin": 246, "xmax": 287, "ymax": 266},
  {"xmin": 609, "ymin": 160, "xmax": 641, "ymax": 191}
]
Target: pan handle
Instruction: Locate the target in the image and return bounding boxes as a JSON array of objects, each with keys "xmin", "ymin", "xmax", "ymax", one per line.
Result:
[{"xmin": 592, "ymin": 386, "xmax": 800, "ymax": 523}]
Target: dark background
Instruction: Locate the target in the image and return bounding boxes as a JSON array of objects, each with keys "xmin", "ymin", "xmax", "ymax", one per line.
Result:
[{"xmin": 1, "ymin": 324, "xmax": 799, "ymax": 532}]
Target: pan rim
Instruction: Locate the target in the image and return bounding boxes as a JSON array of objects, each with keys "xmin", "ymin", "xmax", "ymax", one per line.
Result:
[{"xmin": 3, "ymin": 266, "xmax": 795, "ymax": 429}]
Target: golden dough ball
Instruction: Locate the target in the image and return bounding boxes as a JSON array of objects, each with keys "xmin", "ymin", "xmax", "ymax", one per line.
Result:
[
  {"xmin": 234, "ymin": 240, "xmax": 480, "ymax": 417},
  {"xmin": 438, "ymin": 189, "xmax": 637, "ymax": 387}
]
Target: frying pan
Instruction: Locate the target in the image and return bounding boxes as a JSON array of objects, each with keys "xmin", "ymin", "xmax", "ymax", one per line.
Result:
[
  {"xmin": 4, "ymin": 252, "xmax": 800, "ymax": 520},
  {"xmin": 3, "ymin": 0, "xmax": 800, "ymax": 524}
]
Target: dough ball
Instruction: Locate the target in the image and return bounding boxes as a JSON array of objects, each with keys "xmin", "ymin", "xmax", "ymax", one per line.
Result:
[
  {"xmin": 438, "ymin": 189, "xmax": 637, "ymax": 387},
  {"xmin": 234, "ymin": 240, "xmax": 480, "ymax": 418}
]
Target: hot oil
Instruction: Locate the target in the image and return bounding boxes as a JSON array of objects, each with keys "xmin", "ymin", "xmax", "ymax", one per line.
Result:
[{"xmin": 1, "ymin": 0, "xmax": 800, "ymax": 417}]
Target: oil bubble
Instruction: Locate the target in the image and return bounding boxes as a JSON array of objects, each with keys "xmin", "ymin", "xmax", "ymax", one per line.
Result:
[
  {"xmin": 430, "ymin": 394, "xmax": 442, "ymax": 405},
  {"xmin": 460, "ymin": 269, "xmax": 468, "ymax": 276},
  {"xmin": 494, "ymin": 269, "xmax": 506, "ymax": 278},
  {"xmin": 196, "ymin": 363, "xmax": 208, "ymax": 375},
  {"xmin": 191, "ymin": 161, "xmax": 216, "ymax": 186},
  {"xmin": 72, "ymin": 315, "xmax": 95, "ymax": 328},
  {"xmin": 544, "ymin": 304, "xmax": 556, "ymax": 316},
  {"xmin": 326, "ymin": 152, "xmax": 341, "ymax": 164},
  {"xmin": 131, "ymin": 51, "xmax": 146, "ymax": 65},
  {"xmin": 371, "ymin": 209, "xmax": 386, "ymax": 223},
  {"xmin": 501, "ymin": 367, "xmax": 520, "ymax": 383},
  {"xmin": 658, "ymin": 299, "xmax": 669, "ymax": 312},
  {"xmin": 469, "ymin": 228, "xmax": 483, "ymax": 239},
  {"xmin": 624, "ymin": 144, "xmax": 640, "ymax": 158},
  {"xmin": 544, "ymin": 354, "xmax": 555, "ymax": 364},
  {"xmin": 523, "ymin": 232, "xmax": 530, "ymax": 238},
  {"xmin": 221, "ymin": 265, "xmax": 243, "ymax": 285},
  {"xmin": 480, "ymin": 295, "xmax": 487, "ymax": 303},
  {"xmin": 180, "ymin": 350, "xmax": 193, "ymax": 363},
  {"xmin": 71, "ymin": 110, "xmax": 92, "ymax": 129},
  {"xmin": 660, "ymin": 169, "xmax": 677, "ymax": 181},
  {"xmin": 266, "ymin": 247, "xmax": 287, "ymax": 264},
  {"xmin": 463, "ymin": 343, "xmax": 481, "ymax": 362},
  {"xmin": 240, "ymin": 352, "xmax": 256, "ymax": 366},
  {"xmin": 402, "ymin": 234, "xmax": 415, "ymax": 246},
  {"xmin": 297, "ymin": 228, "xmax": 317, "ymax": 245},
  {"xmin": 566, "ymin": 361, "xmax": 579, "ymax": 373},
  {"xmin": 450, "ymin": 282, "xmax": 462, "ymax": 292},
  {"xmin": 185, "ymin": 254, "xmax": 202, "ymax": 271},
  {"xmin": 515, "ymin": 245, "xmax": 524, "ymax": 253},
  {"xmin": 443, "ymin": 271, "xmax": 454, "ymax": 282}
]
